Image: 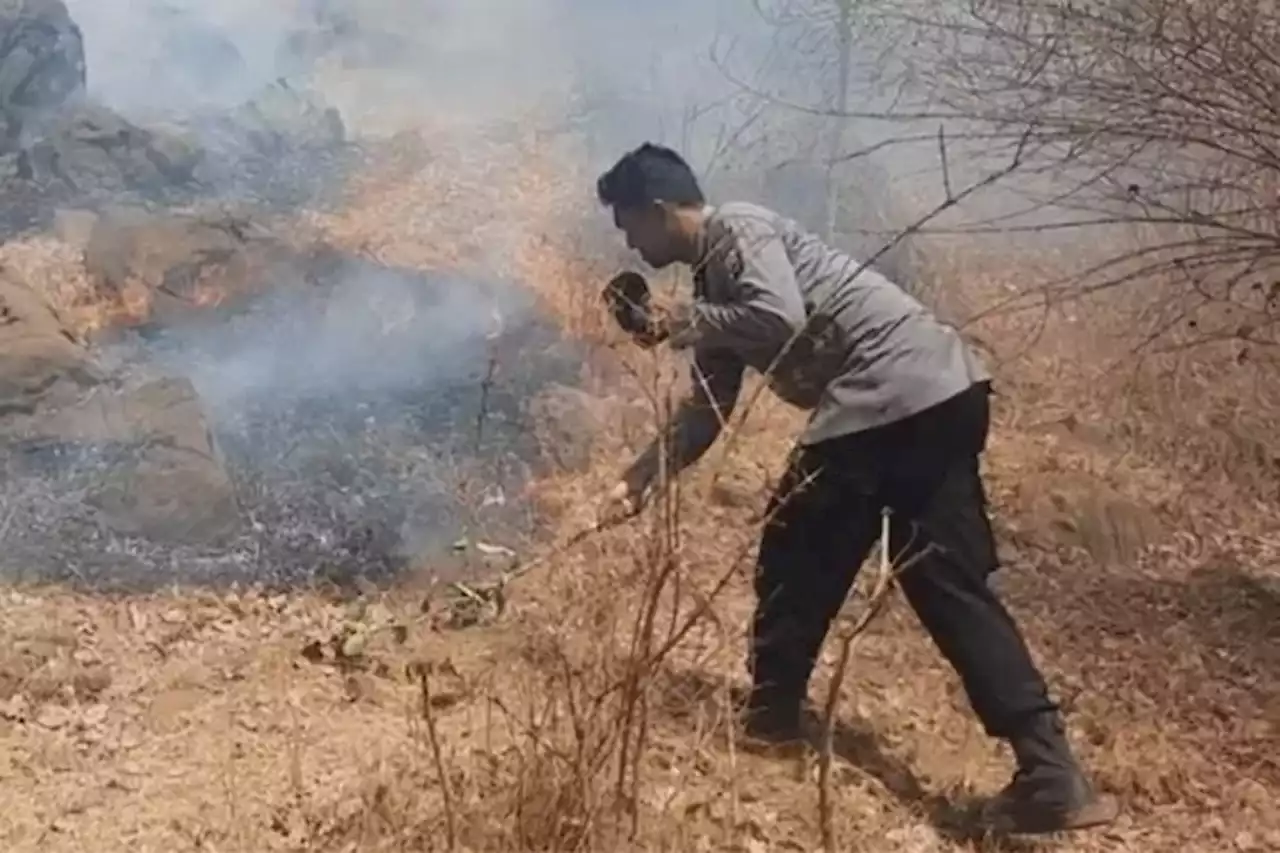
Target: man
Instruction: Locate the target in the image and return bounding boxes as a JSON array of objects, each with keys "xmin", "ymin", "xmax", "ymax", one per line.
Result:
[{"xmin": 594, "ymin": 142, "xmax": 1118, "ymax": 835}]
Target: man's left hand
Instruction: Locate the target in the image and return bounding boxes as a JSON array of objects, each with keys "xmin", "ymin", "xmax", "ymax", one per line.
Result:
[{"xmin": 597, "ymin": 479, "xmax": 648, "ymax": 527}]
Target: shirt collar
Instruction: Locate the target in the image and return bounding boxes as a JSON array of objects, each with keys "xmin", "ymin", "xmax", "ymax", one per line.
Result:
[{"xmin": 693, "ymin": 204, "xmax": 718, "ymax": 274}]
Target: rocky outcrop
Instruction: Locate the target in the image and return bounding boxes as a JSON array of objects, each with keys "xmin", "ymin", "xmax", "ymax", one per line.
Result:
[
  {"xmin": 178, "ymin": 79, "xmax": 350, "ymax": 211},
  {"xmin": 17, "ymin": 102, "xmax": 204, "ymax": 194},
  {"xmin": 80, "ymin": 206, "xmax": 309, "ymax": 327},
  {"xmin": 0, "ymin": 0, "xmax": 85, "ymax": 151},
  {"xmin": 5, "ymin": 81, "xmax": 346, "ymax": 217},
  {"xmin": 0, "ymin": 268, "xmax": 100, "ymax": 416},
  {"xmin": 70, "ymin": 206, "xmax": 371, "ymax": 342},
  {"xmin": 47, "ymin": 376, "xmax": 241, "ymax": 544},
  {"xmin": 194, "ymin": 79, "xmax": 346, "ymax": 160},
  {"xmin": 0, "ymin": 269, "xmax": 239, "ymax": 545},
  {"xmin": 0, "ymin": 0, "xmax": 350, "ymax": 237}
]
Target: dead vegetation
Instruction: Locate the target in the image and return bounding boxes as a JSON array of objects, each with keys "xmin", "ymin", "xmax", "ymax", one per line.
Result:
[
  {"xmin": 3, "ymin": 3, "xmax": 1280, "ymax": 847},
  {"xmin": 2, "ymin": 122, "xmax": 1276, "ymax": 851}
]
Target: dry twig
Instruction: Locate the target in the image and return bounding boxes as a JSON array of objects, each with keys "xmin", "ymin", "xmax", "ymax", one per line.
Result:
[
  {"xmin": 816, "ymin": 510, "xmax": 933, "ymax": 852},
  {"xmin": 415, "ymin": 664, "xmax": 458, "ymax": 852}
]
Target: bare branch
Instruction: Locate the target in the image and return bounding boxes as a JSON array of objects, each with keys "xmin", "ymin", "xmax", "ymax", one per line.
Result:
[{"xmin": 872, "ymin": 0, "xmax": 1280, "ymax": 346}]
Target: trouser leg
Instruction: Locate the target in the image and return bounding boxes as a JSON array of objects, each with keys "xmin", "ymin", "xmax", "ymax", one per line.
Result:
[
  {"xmin": 879, "ymin": 383, "xmax": 1117, "ymax": 833},
  {"xmin": 886, "ymin": 452, "xmax": 1059, "ymax": 737},
  {"xmin": 747, "ymin": 444, "xmax": 880, "ymax": 729}
]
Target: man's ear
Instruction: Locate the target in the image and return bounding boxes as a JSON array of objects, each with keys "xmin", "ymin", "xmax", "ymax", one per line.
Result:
[{"xmin": 654, "ymin": 200, "xmax": 680, "ymax": 225}]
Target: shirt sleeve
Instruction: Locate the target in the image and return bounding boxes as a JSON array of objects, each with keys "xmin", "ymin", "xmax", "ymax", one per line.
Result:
[
  {"xmin": 666, "ymin": 216, "xmax": 807, "ymax": 353},
  {"xmin": 623, "ymin": 345, "xmax": 745, "ymax": 491}
]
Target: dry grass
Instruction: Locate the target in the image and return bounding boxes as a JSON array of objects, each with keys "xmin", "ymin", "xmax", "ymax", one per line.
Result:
[
  {"xmin": 0, "ymin": 234, "xmax": 99, "ymax": 336},
  {"xmin": 1, "ymin": 122, "xmax": 1277, "ymax": 853}
]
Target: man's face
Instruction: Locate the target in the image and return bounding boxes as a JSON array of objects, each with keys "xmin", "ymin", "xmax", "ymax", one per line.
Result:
[{"xmin": 613, "ymin": 203, "xmax": 679, "ymax": 269}]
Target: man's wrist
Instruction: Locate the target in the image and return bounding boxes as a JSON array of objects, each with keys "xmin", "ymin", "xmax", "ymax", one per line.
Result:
[
  {"xmin": 663, "ymin": 302, "xmax": 701, "ymax": 350},
  {"xmin": 623, "ymin": 467, "xmax": 652, "ymax": 497}
]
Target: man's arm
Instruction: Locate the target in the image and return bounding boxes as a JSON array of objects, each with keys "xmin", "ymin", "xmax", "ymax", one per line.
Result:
[
  {"xmin": 621, "ymin": 346, "xmax": 745, "ymax": 495},
  {"xmin": 667, "ymin": 217, "xmax": 807, "ymax": 353}
]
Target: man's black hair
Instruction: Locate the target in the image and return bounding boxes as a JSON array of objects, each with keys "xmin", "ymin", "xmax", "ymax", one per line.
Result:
[{"xmin": 596, "ymin": 142, "xmax": 706, "ymax": 210}]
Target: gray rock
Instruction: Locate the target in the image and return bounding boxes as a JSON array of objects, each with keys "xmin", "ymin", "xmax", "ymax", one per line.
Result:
[
  {"xmin": 18, "ymin": 101, "xmax": 204, "ymax": 195},
  {"xmin": 0, "ymin": 269, "xmax": 239, "ymax": 546},
  {"xmin": 0, "ymin": 0, "xmax": 85, "ymax": 150},
  {"xmin": 70, "ymin": 377, "xmax": 241, "ymax": 544},
  {"xmin": 236, "ymin": 79, "xmax": 345, "ymax": 149}
]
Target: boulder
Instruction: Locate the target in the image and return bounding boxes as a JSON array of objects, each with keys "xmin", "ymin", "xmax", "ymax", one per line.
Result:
[
  {"xmin": 81, "ymin": 206, "xmax": 316, "ymax": 328},
  {"xmin": 235, "ymin": 79, "xmax": 345, "ymax": 150},
  {"xmin": 0, "ymin": 269, "xmax": 239, "ymax": 545},
  {"xmin": 0, "ymin": 100, "xmax": 204, "ymax": 238},
  {"xmin": 197, "ymin": 79, "xmax": 345, "ymax": 158},
  {"xmin": 0, "ymin": 2, "xmax": 348, "ymax": 227},
  {"xmin": 47, "ymin": 376, "xmax": 241, "ymax": 544},
  {"xmin": 0, "ymin": 269, "xmax": 99, "ymax": 416},
  {"xmin": 0, "ymin": 0, "xmax": 86, "ymax": 151},
  {"xmin": 17, "ymin": 101, "xmax": 204, "ymax": 194}
]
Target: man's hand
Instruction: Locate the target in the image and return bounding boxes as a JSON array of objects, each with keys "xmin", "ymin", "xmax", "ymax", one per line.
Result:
[
  {"xmin": 597, "ymin": 478, "xmax": 648, "ymax": 527},
  {"xmin": 663, "ymin": 302, "xmax": 702, "ymax": 350},
  {"xmin": 602, "ymin": 272, "xmax": 669, "ymax": 348}
]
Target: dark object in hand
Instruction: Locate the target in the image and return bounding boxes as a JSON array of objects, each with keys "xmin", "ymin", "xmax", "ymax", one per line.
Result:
[{"xmin": 602, "ymin": 271, "xmax": 667, "ymax": 348}]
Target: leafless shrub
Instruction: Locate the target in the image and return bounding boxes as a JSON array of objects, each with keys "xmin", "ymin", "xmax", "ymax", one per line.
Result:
[{"xmin": 893, "ymin": 0, "xmax": 1280, "ymax": 356}]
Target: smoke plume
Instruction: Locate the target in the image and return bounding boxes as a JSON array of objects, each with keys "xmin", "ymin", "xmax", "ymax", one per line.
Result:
[{"xmin": 3, "ymin": 1, "xmax": 956, "ymax": 589}]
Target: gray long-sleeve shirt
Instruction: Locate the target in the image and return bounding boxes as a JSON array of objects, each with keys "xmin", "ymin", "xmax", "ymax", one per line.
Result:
[{"xmin": 624, "ymin": 201, "xmax": 990, "ymax": 489}]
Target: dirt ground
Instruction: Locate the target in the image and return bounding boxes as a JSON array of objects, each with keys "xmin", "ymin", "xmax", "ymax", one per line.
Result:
[{"xmin": 2, "ymin": 126, "xmax": 1278, "ymax": 853}]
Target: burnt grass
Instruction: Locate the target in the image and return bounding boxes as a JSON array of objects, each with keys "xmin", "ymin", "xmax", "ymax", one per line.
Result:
[{"xmin": 0, "ymin": 254, "xmax": 585, "ymax": 592}]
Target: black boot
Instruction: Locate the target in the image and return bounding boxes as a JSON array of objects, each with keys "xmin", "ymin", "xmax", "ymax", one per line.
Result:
[
  {"xmin": 983, "ymin": 713, "xmax": 1119, "ymax": 835},
  {"xmin": 740, "ymin": 685, "xmax": 807, "ymax": 749}
]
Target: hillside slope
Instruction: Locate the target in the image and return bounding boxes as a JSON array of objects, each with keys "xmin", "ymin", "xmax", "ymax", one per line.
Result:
[{"xmin": 2, "ymin": 126, "xmax": 1277, "ymax": 853}]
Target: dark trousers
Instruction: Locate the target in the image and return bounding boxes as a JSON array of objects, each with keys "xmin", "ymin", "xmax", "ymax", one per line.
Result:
[{"xmin": 749, "ymin": 381, "xmax": 1058, "ymax": 738}]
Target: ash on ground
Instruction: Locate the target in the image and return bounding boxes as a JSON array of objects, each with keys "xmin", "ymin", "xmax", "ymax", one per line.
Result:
[{"xmin": 0, "ymin": 257, "xmax": 581, "ymax": 591}]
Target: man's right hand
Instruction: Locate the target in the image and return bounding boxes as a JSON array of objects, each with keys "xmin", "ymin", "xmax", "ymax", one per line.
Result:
[{"xmin": 597, "ymin": 478, "xmax": 648, "ymax": 527}]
